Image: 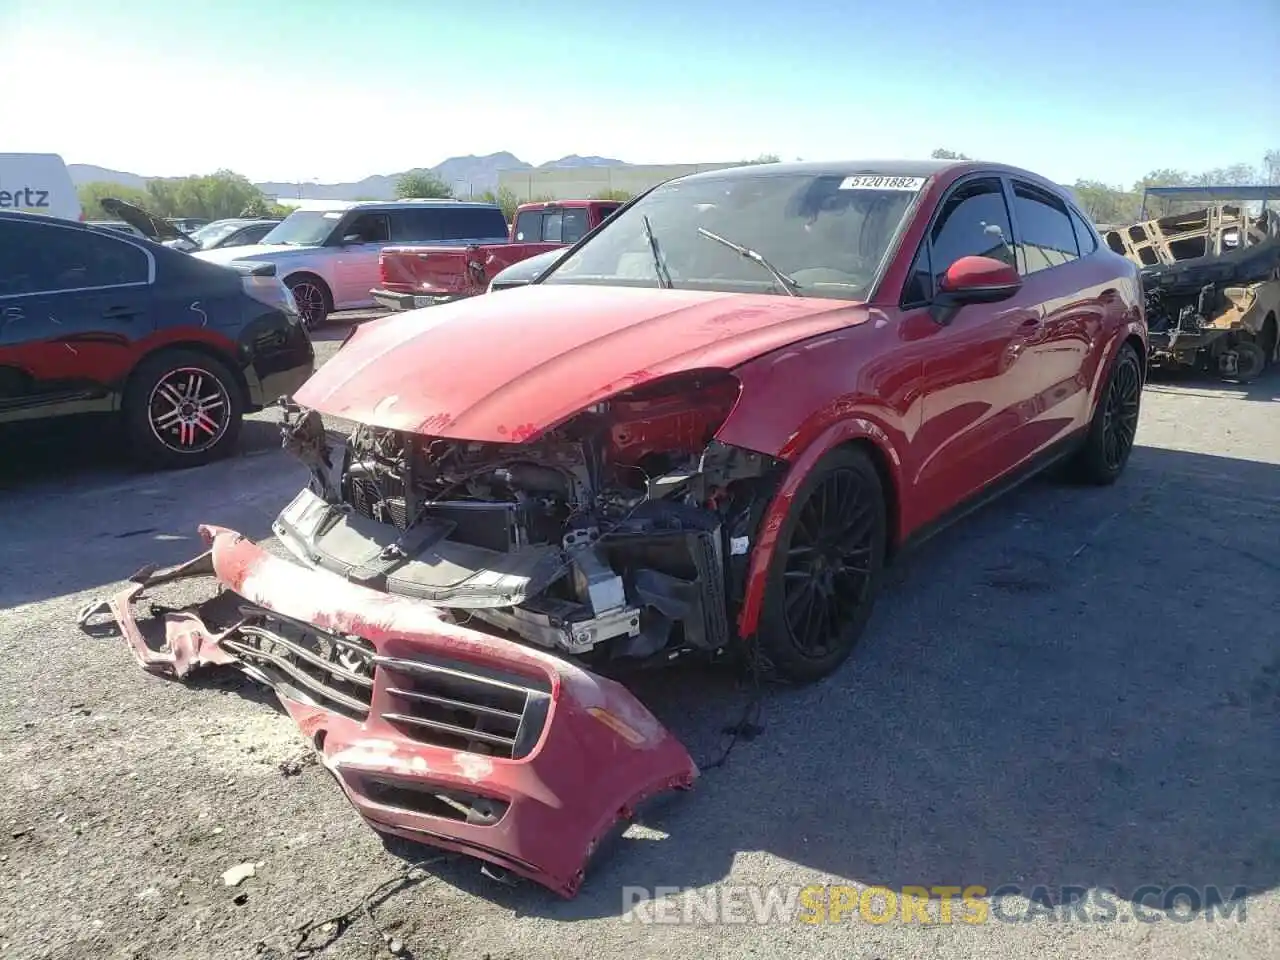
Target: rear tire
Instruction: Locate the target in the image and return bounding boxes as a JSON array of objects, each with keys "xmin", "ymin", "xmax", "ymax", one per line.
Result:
[
  {"xmin": 1066, "ymin": 341, "xmax": 1142, "ymax": 485},
  {"xmin": 122, "ymin": 349, "xmax": 244, "ymax": 470},
  {"xmin": 285, "ymin": 273, "xmax": 333, "ymax": 329},
  {"xmin": 754, "ymin": 446, "xmax": 887, "ymax": 683}
]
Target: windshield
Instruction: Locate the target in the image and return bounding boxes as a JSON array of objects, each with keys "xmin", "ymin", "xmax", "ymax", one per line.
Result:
[
  {"xmin": 190, "ymin": 220, "xmax": 244, "ymax": 248},
  {"xmin": 259, "ymin": 210, "xmax": 344, "ymax": 246},
  {"xmin": 542, "ymin": 171, "xmax": 922, "ymax": 300}
]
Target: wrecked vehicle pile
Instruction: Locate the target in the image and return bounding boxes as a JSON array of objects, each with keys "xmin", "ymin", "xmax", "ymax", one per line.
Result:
[{"xmin": 1102, "ymin": 194, "xmax": 1280, "ymax": 381}]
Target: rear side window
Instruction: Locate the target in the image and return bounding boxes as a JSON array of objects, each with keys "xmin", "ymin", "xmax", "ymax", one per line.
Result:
[
  {"xmin": 1070, "ymin": 208, "xmax": 1098, "ymax": 255},
  {"xmin": 1012, "ymin": 183, "xmax": 1079, "ymax": 274},
  {"xmin": 238, "ymin": 222, "xmax": 275, "ymax": 245},
  {"xmin": 438, "ymin": 207, "xmax": 508, "ymax": 240},
  {"xmin": 393, "ymin": 209, "xmax": 443, "ymax": 242},
  {"xmin": 513, "ymin": 207, "xmax": 591, "ymax": 243},
  {"xmin": 513, "ymin": 210, "xmax": 541, "ymax": 241},
  {"xmin": 559, "ymin": 209, "xmax": 589, "ymax": 243},
  {"xmin": 0, "ymin": 220, "xmax": 148, "ymax": 295}
]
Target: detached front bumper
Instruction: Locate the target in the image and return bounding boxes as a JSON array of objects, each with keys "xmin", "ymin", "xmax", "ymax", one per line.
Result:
[{"xmin": 81, "ymin": 526, "xmax": 697, "ymax": 898}]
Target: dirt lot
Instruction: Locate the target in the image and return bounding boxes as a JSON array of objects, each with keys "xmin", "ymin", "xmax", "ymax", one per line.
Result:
[{"xmin": 1, "ymin": 319, "xmax": 1277, "ymax": 960}]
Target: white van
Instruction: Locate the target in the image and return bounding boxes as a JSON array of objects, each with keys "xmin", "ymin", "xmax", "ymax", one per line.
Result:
[{"xmin": 0, "ymin": 153, "xmax": 81, "ymax": 221}]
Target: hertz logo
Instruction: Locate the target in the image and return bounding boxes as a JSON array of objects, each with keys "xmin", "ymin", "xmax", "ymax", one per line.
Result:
[{"xmin": 0, "ymin": 185, "xmax": 52, "ymax": 210}]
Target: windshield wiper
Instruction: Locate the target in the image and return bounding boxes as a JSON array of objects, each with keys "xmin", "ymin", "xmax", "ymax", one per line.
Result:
[
  {"xmin": 641, "ymin": 215, "xmax": 674, "ymax": 289},
  {"xmin": 697, "ymin": 227, "xmax": 800, "ymax": 296}
]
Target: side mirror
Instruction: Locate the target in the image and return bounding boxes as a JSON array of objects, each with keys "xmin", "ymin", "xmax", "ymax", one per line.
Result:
[
  {"xmin": 341, "ymin": 233, "xmax": 363, "ymax": 245},
  {"xmin": 930, "ymin": 255, "xmax": 1022, "ymax": 326}
]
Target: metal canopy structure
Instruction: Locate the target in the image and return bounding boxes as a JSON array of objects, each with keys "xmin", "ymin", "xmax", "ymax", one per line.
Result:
[{"xmin": 1140, "ymin": 185, "xmax": 1280, "ymax": 218}]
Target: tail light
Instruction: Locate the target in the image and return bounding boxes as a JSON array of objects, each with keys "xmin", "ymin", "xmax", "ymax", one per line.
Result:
[{"xmin": 378, "ymin": 251, "xmax": 391, "ymax": 286}]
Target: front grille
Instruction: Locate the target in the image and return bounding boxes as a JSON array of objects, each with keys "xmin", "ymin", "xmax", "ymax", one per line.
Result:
[
  {"xmin": 374, "ymin": 655, "xmax": 551, "ymax": 760},
  {"xmin": 225, "ymin": 609, "xmax": 375, "ymax": 718}
]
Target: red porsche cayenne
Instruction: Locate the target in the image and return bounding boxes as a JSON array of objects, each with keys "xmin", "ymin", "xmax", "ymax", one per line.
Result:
[{"xmin": 89, "ymin": 159, "xmax": 1146, "ymax": 896}]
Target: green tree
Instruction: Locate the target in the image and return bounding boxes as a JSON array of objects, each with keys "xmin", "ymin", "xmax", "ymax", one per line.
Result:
[
  {"xmin": 394, "ymin": 171, "xmax": 453, "ymax": 199},
  {"xmin": 474, "ymin": 187, "xmax": 522, "ymax": 222},
  {"xmin": 930, "ymin": 148, "xmax": 971, "ymax": 160},
  {"xmin": 590, "ymin": 189, "xmax": 634, "ymax": 202},
  {"xmin": 77, "ymin": 181, "xmax": 155, "ymax": 220},
  {"xmin": 239, "ymin": 195, "xmax": 294, "ymax": 218},
  {"xmin": 1071, "ymin": 179, "xmax": 1140, "ymax": 225},
  {"xmin": 1191, "ymin": 163, "xmax": 1259, "ymax": 187},
  {"xmin": 142, "ymin": 170, "xmax": 267, "ymax": 221},
  {"xmin": 740, "ymin": 154, "xmax": 781, "ymax": 165},
  {"xmin": 1264, "ymin": 149, "xmax": 1280, "ymax": 185}
]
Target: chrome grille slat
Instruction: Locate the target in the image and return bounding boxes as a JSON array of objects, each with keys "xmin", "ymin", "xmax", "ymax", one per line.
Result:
[
  {"xmin": 239, "ymin": 625, "xmax": 373, "ymax": 688},
  {"xmin": 223, "ymin": 638, "xmax": 371, "ymax": 714},
  {"xmin": 381, "ymin": 713, "xmax": 518, "ymax": 748},
  {"xmin": 373, "ymin": 655, "xmax": 538, "ymax": 695},
  {"xmin": 385, "ymin": 686, "xmax": 522, "ymax": 721},
  {"xmin": 375, "ymin": 655, "xmax": 549, "ymax": 759}
]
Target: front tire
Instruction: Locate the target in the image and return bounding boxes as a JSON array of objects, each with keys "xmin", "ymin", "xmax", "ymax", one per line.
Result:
[
  {"xmin": 122, "ymin": 349, "xmax": 244, "ymax": 470},
  {"xmin": 1067, "ymin": 341, "xmax": 1142, "ymax": 485},
  {"xmin": 285, "ymin": 273, "xmax": 333, "ymax": 329},
  {"xmin": 755, "ymin": 446, "xmax": 887, "ymax": 683}
]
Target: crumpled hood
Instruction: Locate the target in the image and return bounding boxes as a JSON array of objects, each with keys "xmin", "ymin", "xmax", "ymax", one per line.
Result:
[
  {"xmin": 193, "ymin": 243, "xmax": 311, "ymax": 265},
  {"xmin": 294, "ymin": 283, "xmax": 868, "ymax": 440}
]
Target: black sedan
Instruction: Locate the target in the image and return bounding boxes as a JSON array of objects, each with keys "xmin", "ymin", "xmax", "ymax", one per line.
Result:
[{"xmin": 0, "ymin": 212, "xmax": 315, "ymax": 468}]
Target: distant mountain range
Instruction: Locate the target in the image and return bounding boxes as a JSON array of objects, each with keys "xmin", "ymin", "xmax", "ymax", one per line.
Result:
[{"xmin": 67, "ymin": 152, "xmax": 630, "ymax": 200}]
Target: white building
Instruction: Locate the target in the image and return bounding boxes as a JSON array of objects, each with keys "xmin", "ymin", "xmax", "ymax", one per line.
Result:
[{"xmin": 498, "ymin": 163, "xmax": 742, "ymax": 201}]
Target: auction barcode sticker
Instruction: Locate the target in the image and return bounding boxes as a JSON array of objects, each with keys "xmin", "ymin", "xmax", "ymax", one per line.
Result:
[{"xmin": 839, "ymin": 175, "xmax": 927, "ymax": 191}]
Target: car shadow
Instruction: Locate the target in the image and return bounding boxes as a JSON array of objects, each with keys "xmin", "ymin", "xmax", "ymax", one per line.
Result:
[
  {"xmin": 1146, "ymin": 364, "xmax": 1280, "ymax": 402},
  {"xmin": 0, "ymin": 416, "xmax": 285, "ymax": 490},
  {"xmin": 370, "ymin": 444, "xmax": 1280, "ymax": 920},
  {"xmin": 0, "ymin": 417, "xmax": 306, "ymax": 609}
]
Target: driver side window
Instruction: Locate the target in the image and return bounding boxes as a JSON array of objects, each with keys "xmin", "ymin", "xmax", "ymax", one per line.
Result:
[
  {"xmin": 901, "ymin": 178, "xmax": 1014, "ymax": 307},
  {"xmin": 930, "ymin": 178, "xmax": 1014, "ymax": 282}
]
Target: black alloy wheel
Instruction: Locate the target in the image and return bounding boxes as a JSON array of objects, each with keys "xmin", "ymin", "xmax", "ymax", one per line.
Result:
[
  {"xmin": 1067, "ymin": 341, "xmax": 1143, "ymax": 485},
  {"xmin": 287, "ymin": 276, "xmax": 330, "ymax": 328},
  {"xmin": 757, "ymin": 446, "xmax": 887, "ymax": 682},
  {"xmin": 1100, "ymin": 348, "xmax": 1142, "ymax": 472}
]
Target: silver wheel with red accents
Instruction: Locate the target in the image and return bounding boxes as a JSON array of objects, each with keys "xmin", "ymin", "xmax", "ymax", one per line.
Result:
[
  {"xmin": 147, "ymin": 366, "xmax": 232, "ymax": 454},
  {"xmin": 123, "ymin": 349, "xmax": 244, "ymax": 469}
]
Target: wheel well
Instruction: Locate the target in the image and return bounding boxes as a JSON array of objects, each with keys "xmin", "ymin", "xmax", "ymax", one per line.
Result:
[
  {"xmin": 122, "ymin": 342, "xmax": 247, "ymax": 408},
  {"xmin": 283, "ymin": 271, "xmax": 333, "ymax": 307},
  {"xmin": 1125, "ymin": 333, "xmax": 1148, "ymax": 380},
  {"xmin": 837, "ymin": 437, "xmax": 900, "ymax": 560}
]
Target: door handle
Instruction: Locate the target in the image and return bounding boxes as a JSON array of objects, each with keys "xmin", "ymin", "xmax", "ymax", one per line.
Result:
[{"xmin": 101, "ymin": 305, "xmax": 140, "ymax": 320}]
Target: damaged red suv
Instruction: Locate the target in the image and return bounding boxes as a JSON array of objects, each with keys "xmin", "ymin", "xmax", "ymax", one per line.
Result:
[{"xmin": 87, "ymin": 160, "xmax": 1146, "ymax": 897}]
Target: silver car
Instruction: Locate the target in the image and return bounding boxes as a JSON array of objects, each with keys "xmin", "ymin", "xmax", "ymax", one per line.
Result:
[{"xmin": 193, "ymin": 199, "xmax": 510, "ymax": 327}]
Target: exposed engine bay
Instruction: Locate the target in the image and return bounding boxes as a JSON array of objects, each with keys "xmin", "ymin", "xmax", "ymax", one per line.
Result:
[{"xmin": 276, "ymin": 371, "xmax": 785, "ymax": 670}]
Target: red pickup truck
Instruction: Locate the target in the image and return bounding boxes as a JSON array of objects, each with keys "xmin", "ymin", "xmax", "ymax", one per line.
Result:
[{"xmin": 372, "ymin": 199, "xmax": 622, "ymax": 311}]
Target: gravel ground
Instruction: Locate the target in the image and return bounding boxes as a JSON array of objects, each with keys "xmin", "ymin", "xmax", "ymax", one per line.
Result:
[{"xmin": 1, "ymin": 318, "xmax": 1277, "ymax": 960}]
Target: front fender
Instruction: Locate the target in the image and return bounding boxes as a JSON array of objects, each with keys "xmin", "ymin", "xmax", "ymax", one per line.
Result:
[{"xmin": 735, "ymin": 417, "xmax": 904, "ymax": 639}]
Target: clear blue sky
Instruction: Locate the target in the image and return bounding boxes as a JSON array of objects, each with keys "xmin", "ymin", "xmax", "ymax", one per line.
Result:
[{"xmin": 2, "ymin": 0, "xmax": 1276, "ymax": 186}]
